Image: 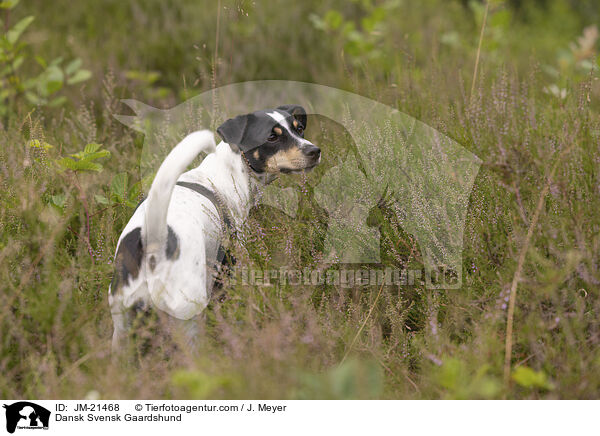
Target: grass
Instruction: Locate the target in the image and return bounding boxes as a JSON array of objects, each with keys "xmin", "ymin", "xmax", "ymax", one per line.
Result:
[{"xmin": 1, "ymin": 0, "xmax": 600, "ymax": 399}]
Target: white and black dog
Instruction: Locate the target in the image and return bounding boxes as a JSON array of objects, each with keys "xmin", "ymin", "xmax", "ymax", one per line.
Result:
[{"xmin": 108, "ymin": 105, "xmax": 320, "ymax": 351}]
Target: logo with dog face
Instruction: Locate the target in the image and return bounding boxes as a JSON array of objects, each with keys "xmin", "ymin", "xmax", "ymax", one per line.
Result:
[
  {"xmin": 115, "ymin": 80, "xmax": 481, "ymax": 289},
  {"xmin": 2, "ymin": 402, "xmax": 50, "ymax": 433}
]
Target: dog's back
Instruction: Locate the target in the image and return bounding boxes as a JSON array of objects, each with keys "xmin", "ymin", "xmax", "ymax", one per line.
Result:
[{"xmin": 109, "ymin": 130, "xmax": 218, "ymax": 350}]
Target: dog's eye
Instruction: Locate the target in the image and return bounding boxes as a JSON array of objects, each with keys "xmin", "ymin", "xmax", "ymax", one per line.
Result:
[
  {"xmin": 296, "ymin": 125, "xmax": 304, "ymax": 135},
  {"xmin": 267, "ymin": 133, "xmax": 278, "ymax": 142}
]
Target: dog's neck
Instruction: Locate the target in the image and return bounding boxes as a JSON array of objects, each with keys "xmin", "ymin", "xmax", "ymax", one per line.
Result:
[
  {"xmin": 238, "ymin": 146, "xmax": 279, "ymax": 186},
  {"xmin": 178, "ymin": 141, "xmax": 275, "ymax": 228}
]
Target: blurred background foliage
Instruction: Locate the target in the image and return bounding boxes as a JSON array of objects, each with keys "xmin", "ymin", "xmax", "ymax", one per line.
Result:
[
  {"xmin": 8, "ymin": 0, "xmax": 600, "ymax": 107},
  {"xmin": 1, "ymin": 0, "xmax": 599, "ymax": 399}
]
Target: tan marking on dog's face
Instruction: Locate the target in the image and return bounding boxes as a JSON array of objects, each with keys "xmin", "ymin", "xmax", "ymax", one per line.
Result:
[
  {"xmin": 253, "ymin": 150, "xmax": 260, "ymax": 159},
  {"xmin": 292, "ymin": 119, "xmax": 298, "ymax": 128},
  {"xmin": 273, "ymin": 126, "xmax": 283, "ymax": 136},
  {"xmin": 265, "ymin": 146, "xmax": 312, "ymax": 173}
]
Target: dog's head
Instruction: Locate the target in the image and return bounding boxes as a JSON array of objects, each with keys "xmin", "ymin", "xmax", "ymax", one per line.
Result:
[{"xmin": 217, "ymin": 104, "xmax": 320, "ymax": 174}]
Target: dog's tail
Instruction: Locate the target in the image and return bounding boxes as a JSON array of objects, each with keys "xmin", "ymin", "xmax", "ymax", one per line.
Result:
[{"xmin": 144, "ymin": 130, "xmax": 216, "ymax": 258}]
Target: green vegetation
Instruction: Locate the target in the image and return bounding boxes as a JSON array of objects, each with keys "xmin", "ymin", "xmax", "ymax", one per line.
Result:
[{"xmin": 1, "ymin": 0, "xmax": 599, "ymax": 399}]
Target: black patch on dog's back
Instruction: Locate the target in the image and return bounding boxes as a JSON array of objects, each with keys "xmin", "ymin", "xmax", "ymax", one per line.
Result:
[
  {"xmin": 111, "ymin": 226, "xmax": 180, "ymax": 294},
  {"xmin": 166, "ymin": 225, "xmax": 180, "ymax": 260},
  {"xmin": 110, "ymin": 227, "xmax": 143, "ymax": 294}
]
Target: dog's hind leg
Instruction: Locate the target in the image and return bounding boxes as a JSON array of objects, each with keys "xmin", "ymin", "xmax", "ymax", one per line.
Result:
[
  {"xmin": 110, "ymin": 310, "xmax": 127, "ymax": 355},
  {"xmin": 166, "ymin": 314, "xmax": 204, "ymax": 353},
  {"xmin": 109, "ymin": 292, "xmax": 147, "ymax": 355}
]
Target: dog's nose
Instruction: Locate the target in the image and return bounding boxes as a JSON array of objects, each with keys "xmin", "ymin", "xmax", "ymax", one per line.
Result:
[{"xmin": 304, "ymin": 145, "xmax": 321, "ymax": 158}]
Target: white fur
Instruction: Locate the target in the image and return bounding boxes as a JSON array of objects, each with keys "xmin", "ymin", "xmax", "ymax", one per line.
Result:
[
  {"xmin": 109, "ymin": 133, "xmax": 256, "ymax": 351},
  {"xmin": 266, "ymin": 111, "xmax": 312, "ymax": 148},
  {"xmin": 144, "ymin": 130, "xmax": 216, "ymax": 261}
]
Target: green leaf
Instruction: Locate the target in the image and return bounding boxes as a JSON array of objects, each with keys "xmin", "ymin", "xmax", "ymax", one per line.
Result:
[
  {"xmin": 56, "ymin": 157, "xmax": 102, "ymax": 172},
  {"xmin": 55, "ymin": 157, "xmax": 78, "ymax": 170},
  {"xmin": 295, "ymin": 359, "xmax": 383, "ymax": 399},
  {"xmin": 6, "ymin": 15, "xmax": 35, "ymax": 44},
  {"xmin": 51, "ymin": 193, "xmax": 66, "ymax": 208},
  {"xmin": 324, "ymin": 10, "xmax": 343, "ymax": 30},
  {"xmin": 489, "ymin": 9, "xmax": 511, "ymax": 29},
  {"xmin": 94, "ymin": 194, "xmax": 109, "ymax": 205},
  {"xmin": 12, "ymin": 54, "xmax": 24, "ymax": 71},
  {"xmin": 0, "ymin": 0, "xmax": 20, "ymax": 9},
  {"xmin": 84, "ymin": 150, "xmax": 111, "ymax": 161},
  {"xmin": 437, "ymin": 358, "xmax": 461, "ymax": 390},
  {"xmin": 34, "ymin": 55, "xmax": 47, "ymax": 69},
  {"xmin": 28, "ymin": 139, "xmax": 53, "ymax": 150},
  {"xmin": 66, "ymin": 69, "xmax": 91, "ymax": 85},
  {"xmin": 308, "ymin": 13, "xmax": 327, "ymax": 31},
  {"xmin": 72, "ymin": 160, "xmax": 103, "ymax": 172},
  {"xmin": 148, "ymin": 87, "xmax": 171, "ymax": 99},
  {"xmin": 110, "ymin": 172, "xmax": 128, "ymax": 202},
  {"xmin": 84, "ymin": 143, "xmax": 102, "ymax": 154},
  {"xmin": 22, "ymin": 77, "xmax": 36, "ymax": 90},
  {"xmin": 128, "ymin": 180, "xmax": 143, "ymax": 201},
  {"xmin": 171, "ymin": 370, "xmax": 234, "ymax": 399},
  {"xmin": 65, "ymin": 58, "xmax": 82, "ymax": 75},
  {"xmin": 361, "ymin": 7, "xmax": 385, "ymax": 32},
  {"xmin": 49, "ymin": 56, "xmax": 64, "ymax": 67},
  {"xmin": 39, "ymin": 65, "xmax": 64, "ymax": 96},
  {"xmin": 125, "ymin": 70, "xmax": 160, "ymax": 84},
  {"xmin": 24, "ymin": 91, "xmax": 42, "ymax": 105},
  {"xmin": 48, "ymin": 96, "xmax": 67, "ymax": 107},
  {"xmin": 69, "ymin": 151, "xmax": 85, "ymax": 160},
  {"xmin": 512, "ymin": 366, "xmax": 554, "ymax": 390},
  {"xmin": 56, "ymin": 143, "xmax": 110, "ymax": 173},
  {"xmin": 440, "ymin": 31, "xmax": 461, "ymax": 48},
  {"xmin": 125, "ymin": 198, "xmax": 138, "ymax": 208}
]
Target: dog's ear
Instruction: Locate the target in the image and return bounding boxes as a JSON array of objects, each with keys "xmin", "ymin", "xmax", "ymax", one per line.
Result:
[
  {"xmin": 217, "ymin": 114, "xmax": 248, "ymax": 149},
  {"xmin": 277, "ymin": 104, "xmax": 307, "ymax": 129},
  {"xmin": 217, "ymin": 113, "xmax": 276, "ymax": 152}
]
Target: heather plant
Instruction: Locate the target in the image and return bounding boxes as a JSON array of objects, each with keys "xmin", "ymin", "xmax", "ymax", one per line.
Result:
[
  {"xmin": 0, "ymin": 0, "xmax": 599, "ymax": 400},
  {"xmin": 0, "ymin": 0, "xmax": 91, "ymax": 118}
]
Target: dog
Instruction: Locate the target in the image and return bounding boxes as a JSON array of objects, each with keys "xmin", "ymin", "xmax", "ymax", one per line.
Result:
[{"xmin": 108, "ymin": 104, "xmax": 320, "ymax": 351}]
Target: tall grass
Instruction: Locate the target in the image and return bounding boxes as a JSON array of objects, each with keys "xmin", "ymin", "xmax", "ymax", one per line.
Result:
[{"xmin": 1, "ymin": 0, "xmax": 599, "ymax": 399}]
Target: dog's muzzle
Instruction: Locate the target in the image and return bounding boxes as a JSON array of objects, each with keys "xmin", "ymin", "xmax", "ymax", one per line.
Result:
[
  {"xmin": 302, "ymin": 144, "xmax": 321, "ymax": 160},
  {"xmin": 301, "ymin": 144, "xmax": 321, "ymax": 169}
]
